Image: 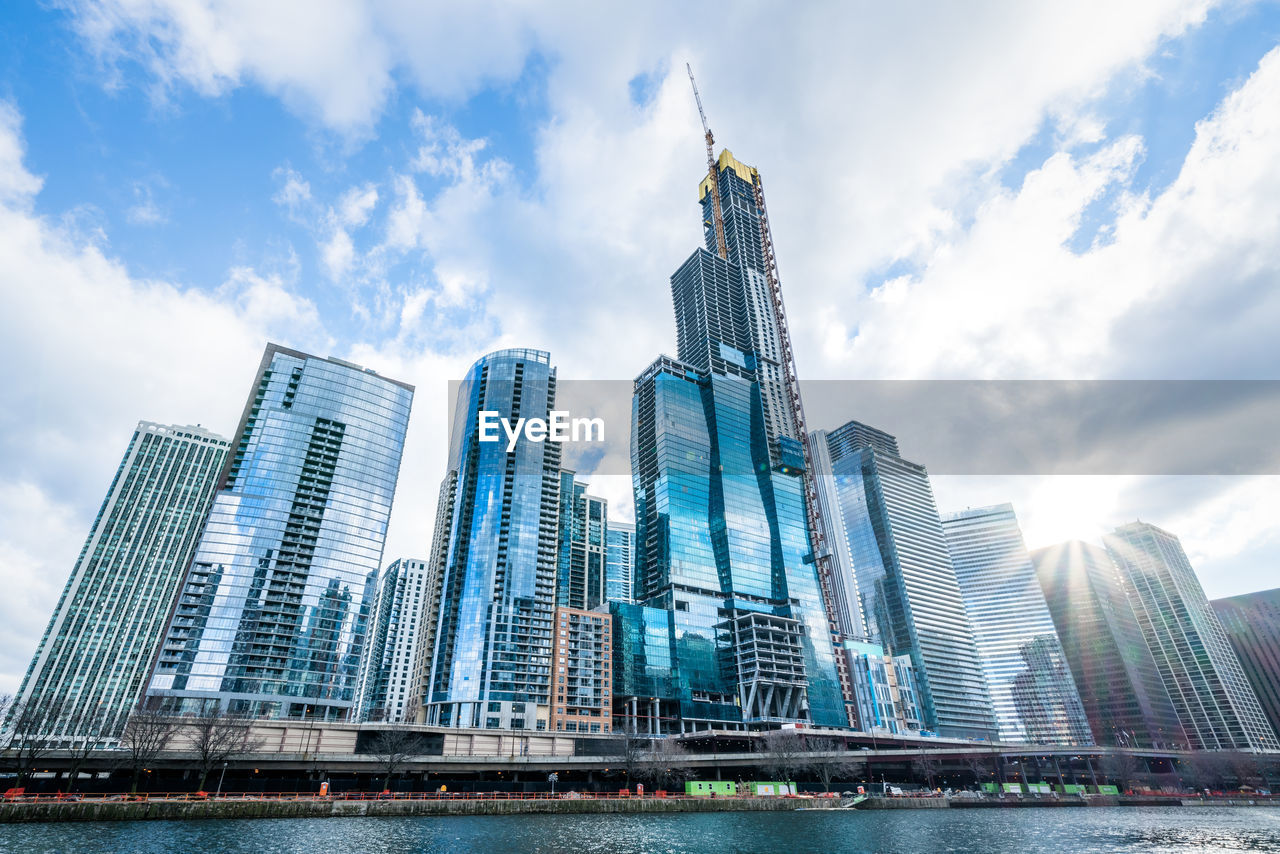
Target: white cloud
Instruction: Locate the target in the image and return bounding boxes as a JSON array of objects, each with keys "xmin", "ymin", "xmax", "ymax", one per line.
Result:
[
  {"xmin": 70, "ymin": 0, "xmax": 395, "ymax": 129},
  {"xmin": 0, "ymin": 102, "xmax": 43, "ymax": 206},
  {"xmin": 272, "ymin": 166, "xmax": 312, "ymax": 210},
  {"xmin": 0, "ymin": 101, "xmax": 335, "ymax": 691},
  {"xmin": 125, "ymin": 178, "xmax": 168, "ymax": 225},
  {"xmin": 320, "ymin": 226, "xmax": 356, "ymax": 280},
  {"xmin": 0, "ymin": 482, "xmax": 82, "ymax": 694},
  {"xmin": 337, "ymin": 182, "xmax": 378, "ymax": 227}
]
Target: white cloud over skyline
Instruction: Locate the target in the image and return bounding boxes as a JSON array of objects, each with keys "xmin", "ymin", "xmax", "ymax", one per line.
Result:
[{"xmin": 2, "ymin": 0, "xmax": 1279, "ymax": 692}]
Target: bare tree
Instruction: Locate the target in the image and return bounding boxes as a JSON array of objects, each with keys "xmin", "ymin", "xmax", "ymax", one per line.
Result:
[
  {"xmin": 368, "ymin": 728, "xmax": 418, "ymax": 791},
  {"xmin": 611, "ymin": 729, "xmax": 648, "ymax": 789},
  {"xmin": 1100, "ymin": 752, "xmax": 1142, "ymax": 792},
  {"xmin": 118, "ymin": 706, "xmax": 179, "ymax": 793},
  {"xmin": 2, "ymin": 694, "xmax": 66, "ymax": 789},
  {"xmin": 758, "ymin": 730, "xmax": 807, "ymax": 784},
  {"xmin": 964, "ymin": 755, "xmax": 993, "ymax": 789},
  {"xmin": 911, "ymin": 751, "xmax": 940, "ymax": 791},
  {"xmin": 184, "ymin": 702, "xmax": 264, "ymax": 791},
  {"xmin": 805, "ymin": 737, "xmax": 865, "ymax": 793},
  {"xmin": 1224, "ymin": 752, "xmax": 1263, "ymax": 791},
  {"xmin": 59, "ymin": 705, "xmax": 110, "ymax": 793},
  {"xmin": 636, "ymin": 737, "xmax": 693, "ymax": 792}
]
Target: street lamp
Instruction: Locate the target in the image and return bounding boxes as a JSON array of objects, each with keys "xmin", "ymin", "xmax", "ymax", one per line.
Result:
[{"xmin": 216, "ymin": 761, "xmax": 228, "ymax": 798}]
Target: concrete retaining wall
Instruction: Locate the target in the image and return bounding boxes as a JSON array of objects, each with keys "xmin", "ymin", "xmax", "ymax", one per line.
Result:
[{"xmin": 0, "ymin": 796, "xmax": 820, "ymax": 824}]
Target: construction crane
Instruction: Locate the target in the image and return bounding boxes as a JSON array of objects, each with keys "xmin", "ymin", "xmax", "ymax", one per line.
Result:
[
  {"xmin": 751, "ymin": 170, "xmax": 857, "ymax": 723},
  {"xmin": 685, "ymin": 65, "xmax": 858, "ymax": 724},
  {"xmin": 686, "ymin": 63, "xmax": 728, "ymax": 260}
]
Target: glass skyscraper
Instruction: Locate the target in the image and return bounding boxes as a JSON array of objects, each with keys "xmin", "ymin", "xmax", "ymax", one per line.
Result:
[
  {"xmin": 809, "ymin": 420, "xmax": 997, "ymax": 741},
  {"xmin": 942, "ymin": 504, "xmax": 1092, "ymax": 745},
  {"xmin": 146, "ymin": 344, "xmax": 413, "ymax": 721},
  {"xmin": 1105, "ymin": 522, "xmax": 1278, "ymax": 751},
  {"xmin": 9, "ymin": 422, "xmax": 227, "ymax": 746},
  {"xmin": 1212, "ymin": 588, "xmax": 1280, "ymax": 744},
  {"xmin": 355, "ymin": 558, "xmax": 431, "ymax": 722},
  {"xmin": 556, "ymin": 472, "xmax": 607, "ymax": 611},
  {"xmin": 605, "ymin": 521, "xmax": 635, "ymax": 604},
  {"xmin": 613, "ymin": 146, "xmax": 846, "ymax": 732},
  {"xmin": 420, "ymin": 348, "xmax": 562, "ymax": 730},
  {"xmin": 1032, "ymin": 540, "xmax": 1187, "ymax": 749}
]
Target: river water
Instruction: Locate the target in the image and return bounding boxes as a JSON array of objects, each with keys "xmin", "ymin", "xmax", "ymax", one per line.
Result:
[{"xmin": 1, "ymin": 806, "xmax": 1277, "ymax": 853}]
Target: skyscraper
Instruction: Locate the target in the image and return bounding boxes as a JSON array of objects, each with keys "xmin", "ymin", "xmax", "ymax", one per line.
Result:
[
  {"xmin": 942, "ymin": 504, "xmax": 1092, "ymax": 745},
  {"xmin": 555, "ymin": 472, "xmax": 607, "ymax": 611},
  {"xmin": 146, "ymin": 344, "xmax": 413, "ymax": 721},
  {"xmin": 605, "ymin": 521, "xmax": 635, "ymax": 604},
  {"xmin": 614, "ymin": 145, "xmax": 847, "ymax": 732},
  {"xmin": 678, "ymin": 149, "xmax": 798, "ymax": 463},
  {"xmin": 419, "ymin": 348, "xmax": 562, "ymax": 730},
  {"xmin": 1212, "ymin": 588, "xmax": 1280, "ymax": 743},
  {"xmin": 355, "ymin": 558, "xmax": 432, "ymax": 722},
  {"xmin": 808, "ymin": 420, "xmax": 997, "ymax": 741},
  {"xmin": 1032, "ymin": 540, "xmax": 1187, "ymax": 749},
  {"xmin": 1105, "ymin": 522, "xmax": 1278, "ymax": 751},
  {"xmin": 9, "ymin": 422, "xmax": 227, "ymax": 746}
]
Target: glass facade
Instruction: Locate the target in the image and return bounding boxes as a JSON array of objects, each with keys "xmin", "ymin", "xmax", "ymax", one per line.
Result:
[
  {"xmin": 556, "ymin": 472, "xmax": 607, "ymax": 611},
  {"xmin": 1212, "ymin": 588, "xmax": 1280, "ymax": 744},
  {"xmin": 817, "ymin": 421, "xmax": 997, "ymax": 741},
  {"xmin": 1106, "ymin": 522, "xmax": 1279, "ymax": 751},
  {"xmin": 613, "ymin": 147, "xmax": 847, "ymax": 732},
  {"xmin": 354, "ymin": 558, "xmax": 431, "ymax": 722},
  {"xmin": 605, "ymin": 521, "xmax": 635, "ymax": 604},
  {"xmin": 625, "ymin": 355, "xmax": 846, "ymax": 730},
  {"xmin": 421, "ymin": 349, "xmax": 561, "ymax": 730},
  {"xmin": 942, "ymin": 504, "xmax": 1092, "ymax": 745},
  {"xmin": 9, "ymin": 422, "xmax": 227, "ymax": 746},
  {"xmin": 146, "ymin": 344, "xmax": 413, "ymax": 720},
  {"xmin": 1032, "ymin": 540, "xmax": 1188, "ymax": 749}
]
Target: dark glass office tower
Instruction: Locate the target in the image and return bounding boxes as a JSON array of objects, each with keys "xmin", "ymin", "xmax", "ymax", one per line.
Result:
[
  {"xmin": 420, "ymin": 348, "xmax": 562, "ymax": 730},
  {"xmin": 810, "ymin": 420, "xmax": 997, "ymax": 741},
  {"xmin": 1106, "ymin": 522, "xmax": 1278, "ymax": 751},
  {"xmin": 1212, "ymin": 588, "xmax": 1280, "ymax": 743},
  {"xmin": 1032, "ymin": 540, "xmax": 1188, "ymax": 749},
  {"xmin": 556, "ymin": 472, "xmax": 607, "ymax": 611},
  {"xmin": 613, "ymin": 146, "xmax": 846, "ymax": 733},
  {"xmin": 146, "ymin": 344, "xmax": 412, "ymax": 721},
  {"xmin": 10, "ymin": 422, "xmax": 227, "ymax": 747}
]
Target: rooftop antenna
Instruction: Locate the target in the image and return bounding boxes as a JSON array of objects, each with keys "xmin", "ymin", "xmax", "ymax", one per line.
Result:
[{"xmin": 686, "ymin": 63, "xmax": 728, "ymax": 259}]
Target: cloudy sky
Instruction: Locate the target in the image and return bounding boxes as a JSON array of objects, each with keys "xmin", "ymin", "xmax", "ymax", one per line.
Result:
[{"xmin": 2, "ymin": 0, "xmax": 1279, "ymax": 693}]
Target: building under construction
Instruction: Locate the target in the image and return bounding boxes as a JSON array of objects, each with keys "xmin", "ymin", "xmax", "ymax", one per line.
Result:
[{"xmin": 609, "ymin": 72, "xmax": 850, "ymax": 734}]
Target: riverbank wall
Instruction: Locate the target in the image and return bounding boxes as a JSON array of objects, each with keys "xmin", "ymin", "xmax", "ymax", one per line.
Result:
[{"xmin": 0, "ymin": 796, "xmax": 826, "ymax": 824}]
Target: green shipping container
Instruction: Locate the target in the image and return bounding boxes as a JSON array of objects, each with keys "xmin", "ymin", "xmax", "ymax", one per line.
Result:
[
  {"xmin": 685, "ymin": 781, "xmax": 736, "ymax": 797},
  {"xmin": 747, "ymin": 782, "xmax": 796, "ymax": 796}
]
